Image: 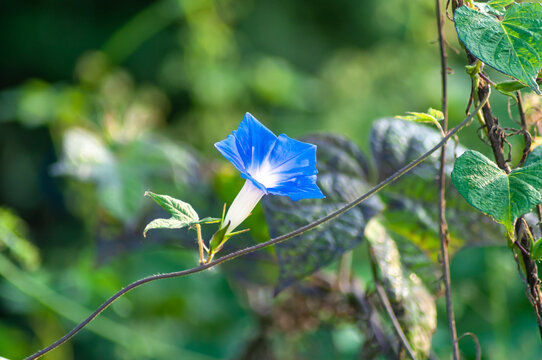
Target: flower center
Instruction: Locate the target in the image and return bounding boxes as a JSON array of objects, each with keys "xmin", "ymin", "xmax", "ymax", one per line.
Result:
[{"xmin": 249, "ymin": 160, "xmax": 281, "ymax": 189}]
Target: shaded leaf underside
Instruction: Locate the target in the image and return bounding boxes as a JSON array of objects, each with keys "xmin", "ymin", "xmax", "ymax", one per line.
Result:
[
  {"xmin": 370, "ymin": 118, "xmax": 503, "ymax": 260},
  {"xmin": 263, "ymin": 134, "xmax": 383, "ymax": 293}
]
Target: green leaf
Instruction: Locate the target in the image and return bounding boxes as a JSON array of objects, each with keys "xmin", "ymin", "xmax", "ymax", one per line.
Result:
[
  {"xmin": 495, "ymin": 78, "xmax": 542, "ymax": 97},
  {"xmin": 488, "ymin": 0, "xmax": 514, "ymax": 11},
  {"xmin": 208, "ymin": 223, "xmax": 231, "ymax": 255},
  {"xmin": 479, "ymin": 0, "xmax": 516, "ymax": 16},
  {"xmin": 525, "ymin": 144, "xmax": 542, "ymax": 166},
  {"xmin": 262, "ymin": 134, "xmax": 383, "ymax": 293},
  {"xmin": 370, "ymin": 118, "xmax": 503, "ymax": 266},
  {"xmin": 495, "ymin": 79, "xmax": 528, "ymax": 95},
  {"xmin": 451, "ymin": 150, "xmax": 542, "ymax": 232},
  {"xmin": 143, "ymin": 191, "xmax": 218, "ymax": 237},
  {"xmin": 532, "ymin": 238, "xmax": 542, "ymax": 260},
  {"xmin": 365, "ymin": 219, "xmax": 437, "ymax": 359},
  {"xmin": 427, "ymin": 108, "xmax": 444, "ymax": 121},
  {"xmin": 454, "ymin": 3, "xmax": 542, "ymax": 94},
  {"xmin": 396, "ymin": 108, "xmax": 444, "ymax": 132},
  {"xmin": 0, "ymin": 208, "xmax": 40, "ymax": 270}
]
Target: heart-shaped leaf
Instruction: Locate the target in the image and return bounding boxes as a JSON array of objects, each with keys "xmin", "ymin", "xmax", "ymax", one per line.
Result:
[
  {"xmin": 262, "ymin": 134, "xmax": 383, "ymax": 293},
  {"xmin": 451, "ymin": 150, "xmax": 542, "ymax": 232},
  {"xmin": 454, "ymin": 3, "xmax": 542, "ymax": 94},
  {"xmin": 143, "ymin": 191, "xmax": 219, "ymax": 237}
]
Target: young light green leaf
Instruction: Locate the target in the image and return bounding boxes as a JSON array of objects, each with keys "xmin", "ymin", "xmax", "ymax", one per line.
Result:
[
  {"xmin": 451, "ymin": 150, "xmax": 542, "ymax": 233},
  {"xmin": 532, "ymin": 238, "xmax": 542, "ymax": 260},
  {"xmin": 0, "ymin": 208, "xmax": 40, "ymax": 270},
  {"xmin": 472, "ymin": 2, "xmax": 504, "ymax": 16},
  {"xmin": 143, "ymin": 191, "xmax": 219, "ymax": 237},
  {"xmin": 473, "ymin": 0, "xmax": 514, "ymax": 16},
  {"xmin": 488, "ymin": 0, "xmax": 514, "ymax": 12},
  {"xmin": 454, "ymin": 3, "xmax": 542, "ymax": 94},
  {"xmin": 427, "ymin": 108, "xmax": 444, "ymax": 121},
  {"xmin": 396, "ymin": 109, "xmax": 444, "ymax": 133}
]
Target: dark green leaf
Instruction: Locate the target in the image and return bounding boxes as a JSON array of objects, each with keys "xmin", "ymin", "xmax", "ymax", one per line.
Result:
[
  {"xmin": 454, "ymin": 3, "xmax": 542, "ymax": 94},
  {"xmin": 525, "ymin": 144, "xmax": 542, "ymax": 166},
  {"xmin": 451, "ymin": 150, "xmax": 542, "ymax": 232},
  {"xmin": 370, "ymin": 118, "xmax": 502, "ymax": 260},
  {"xmin": 262, "ymin": 134, "xmax": 383, "ymax": 293},
  {"xmin": 371, "ymin": 118, "xmax": 455, "ymax": 181},
  {"xmin": 366, "ymin": 219, "xmax": 436, "ymax": 359}
]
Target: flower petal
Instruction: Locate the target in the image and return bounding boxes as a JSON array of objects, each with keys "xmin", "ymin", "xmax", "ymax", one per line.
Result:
[
  {"xmin": 214, "ymin": 113, "xmax": 277, "ymax": 176},
  {"xmin": 268, "ymin": 134, "xmax": 318, "ymax": 175},
  {"xmin": 268, "ymin": 174, "xmax": 325, "ymax": 200},
  {"xmin": 262, "ymin": 134, "xmax": 324, "ymax": 200},
  {"xmin": 216, "ymin": 113, "xmax": 325, "ymax": 201}
]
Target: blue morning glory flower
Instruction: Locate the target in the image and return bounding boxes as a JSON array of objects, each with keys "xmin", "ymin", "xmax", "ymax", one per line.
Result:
[{"xmin": 215, "ymin": 112, "xmax": 325, "ymax": 234}]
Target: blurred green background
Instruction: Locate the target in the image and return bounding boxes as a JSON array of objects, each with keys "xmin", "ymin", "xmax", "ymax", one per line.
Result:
[{"xmin": 1, "ymin": 0, "xmax": 540, "ymax": 359}]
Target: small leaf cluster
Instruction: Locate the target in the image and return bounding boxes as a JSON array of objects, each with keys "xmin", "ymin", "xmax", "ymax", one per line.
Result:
[{"xmin": 143, "ymin": 191, "xmax": 219, "ymax": 237}]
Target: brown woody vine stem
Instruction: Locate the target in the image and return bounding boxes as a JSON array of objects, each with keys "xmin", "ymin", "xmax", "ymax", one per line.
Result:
[
  {"xmin": 476, "ymin": 57, "xmax": 542, "ymax": 344},
  {"xmin": 436, "ymin": 0, "xmax": 460, "ymax": 358}
]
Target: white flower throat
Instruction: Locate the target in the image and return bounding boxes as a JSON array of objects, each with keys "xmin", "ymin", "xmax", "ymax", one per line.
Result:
[
  {"xmin": 249, "ymin": 160, "xmax": 281, "ymax": 188},
  {"xmin": 222, "ymin": 180, "xmax": 265, "ymax": 234}
]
